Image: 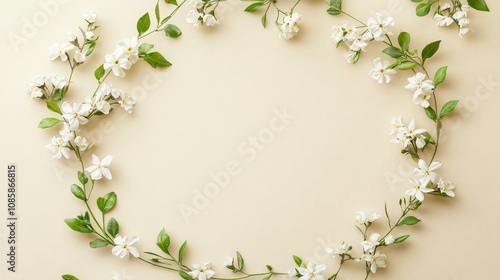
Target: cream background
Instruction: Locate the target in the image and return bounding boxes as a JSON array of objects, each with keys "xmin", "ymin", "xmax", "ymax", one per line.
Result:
[{"xmin": 0, "ymin": 0, "xmax": 499, "ymax": 279}]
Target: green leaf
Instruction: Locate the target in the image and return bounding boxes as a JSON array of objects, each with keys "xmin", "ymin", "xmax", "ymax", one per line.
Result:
[
  {"xmin": 244, "ymin": 2, "xmax": 264, "ymax": 12},
  {"xmin": 421, "ymin": 41, "xmax": 441, "ymax": 63},
  {"xmin": 261, "ymin": 13, "xmax": 267, "ymax": 28},
  {"xmin": 394, "ymin": 235, "xmax": 410, "ymax": 243},
  {"xmin": 156, "ymin": 228, "xmax": 171, "ymax": 254},
  {"xmin": 137, "ymin": 13, "xmax": 151, "ymax": 36},
  {"xmin": 62, "ymin": 275, "xmax": 79, "ymax": 280},
  {"xmin": 165, "ymin": 0, "xmax": 178, "ymax": 5},
  {"xmin": 411, "ymin": 0, "xmax": 423, "ymax": 2},
  {"xmin": 139, "ymin": 43, "xmax": 155, "ymax": 55},
  {"xmin": 237, "ymin": 251, "xmax": 245, "ymax": 271},
  {"xmin": 421, "ymin": 131, "xmax": 436, "ymax": 145},
  {"xmin": 262, "ymin": 275, "xmax": 272, "ymax": 280},
  {"xmin": 397, "ymin": 216, "xmax": 421, "ymax": 226},
  {"xmin": 96, "ymin": 192, "xmax": 117, "ymax": 214},
  {"xmin": 467, "ymin": 0, "xmax": 489, "ymax": 11},
  {"xmin": 293, "ymin": 255, "xmax": 302, "ymax": 266},
  {"xmin": 143, "ymin": 52, "xmax": 172, "ymax": 68},
  {"xmin": 424, "ymin": 106, "xmax": 437, "ymax": 122},
  {"xmin": 107, "ymin": 218, "xmax": 119, "ymax": 237},
  {"xmin": 155, "ymin": 1, "xmax": 161, "ymax": 24},
  {"xmin": 70, "ymin": 184, "xmax": 86, "ymax": 201},
  {"xmin": 179, "ymin": 270, "xmax": 193, "ymax": 280},
  {"xmin": 46, "ymin": 100, "xmax": 62, "ymax": 115},
  {"xmin": 89, "ymin": 238, "xmax": 109, "ymax": 248},
  {"xmin": 52, "ymin": 88, "xmax": 64, "ymax": 101},
  {"xmin": 85, "ymin": 42, "xmax": 96, "ymax": 57},
  {"xmin": 78, "ymin": 171, "xmax": 88, "ymax": 185},
  {"xmin": 266, "ymin": 265, "xmax": 273, "ymax": 271},
  {"xmin": 440, "ymin": 100, "xmax": 459, "ymax": 118},
  {"xmin": 178, "ymin": 240, "xmax": 188, "ymax": 264},
  {"xmin": 382, "ymin": 46, "xmax": 404, "ymax": 58},
  {"xmin": 164, "ymin": 24, "xmax": 182, "ymax": 38},
  {"xmin": 327, "ymin": 0, "xmax": 342, "ymax": 15},
  {"xmin": 396, "ymin": 61, "xmax": 418, "ymax": 70},
  {"xmin": 434, "ymin": 66, "xmax": 448, "ymax": 86},
  {"xmin": 398, "ymin": 32, "xmax": 411, "ymax": 52},
  {"xmin": 38, "ymin": 118, "xmax": 61, "ymax": 129},
  {"xmin": 94, "ymin": 64, "xmax": 105, "ymax": 81},
  {"xmin": 64, "ymin": 218, "xmax": 93, "ymax": 233},
  {"xmin": 416, "ymin": 3, "xmax": 432, "ymax": 16}
]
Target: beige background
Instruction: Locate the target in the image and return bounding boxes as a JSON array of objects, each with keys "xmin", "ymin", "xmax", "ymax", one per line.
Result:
[{"xmin": 1, "ymin": 0, "xmax": 499, "ymax": 279}]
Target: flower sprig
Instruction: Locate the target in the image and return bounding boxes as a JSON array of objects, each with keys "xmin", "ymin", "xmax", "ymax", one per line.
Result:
[{"xmin": 25, "ymin": 1, "xmax": 486, "ymax": 280}]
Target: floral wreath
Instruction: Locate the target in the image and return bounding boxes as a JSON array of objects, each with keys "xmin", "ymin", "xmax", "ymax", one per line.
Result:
[{"xmin": 27, "ymin": 0, "xmax": 490, "ymax": 279}]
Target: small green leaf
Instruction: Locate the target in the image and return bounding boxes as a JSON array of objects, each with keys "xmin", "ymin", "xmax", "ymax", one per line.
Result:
[
  {"xmin": 143, "ymin": 52, "xmax": 172, "ymax": 68},
  {"xmin": 165, "ymin": 0, "xmax": 178, "ymax": 5},
  {"xmin": 261, "ymin": 12, "xmax": 267, "ymax": 28},
  {"xmin": 397, "ymin": 216, "xmax": 421, "ymax": 226},
  {"xmin": 422, "ymin": 41, "xmax": 441, "ymax": 63},
  {"xmin": 156, "ymin": 228, "xmax": 171, "ymax": 254},
  {"xmin": 416, "ymin": 3, "xmax": 432, "ymax": 16},
  {"xmin": 421, "ymin": 131, "xmax": 436, "ymax": 145},
  {"xmin": 467, "ymin": 0, "xmax": 489, "ymax": 11},
  {"xmin": 398, "ymin": 32, "xmax": 411, "ymax": 52},
  {"xmin": 155, "ymin": 1, "xmax": 161, "ymax": 24},
  {"xmin": 46, "ymin": 100, "xmax": 62, "ymax": 115},
  {"xmin": 434, "ymin": 66, "xmax": 448, "ymax": 86},
  {"xmin": 164, "ymin": 24, "xmax": 182, "ymax": 38},
  {"xmin": 411, "ymin": 0, "xmax": 423, "ymax": 2},
  {"xmin": 382, "ymin": 46, "xmax": 404, "ymax": 58},
  {"xmin": 89, "ymin": 238, "xmax": 109, "ymax": 248},
  {"xmin": 179, "ymin": 270, "xmax": 193, "ymax": 280},
  {"xmin": 266, "ymin": 265, "xmax": 273, "ymax": 271},
  {"xmin": 85, "ymin": 42, "xmax": 96, "ymax": 57},
  {"xmin": 139, "ymin": 43, "xmax": 155, "ymax": 55},
  {"xmin": 327, "ymin": 0, "xmax": 342, "ymax": 15},
  {"xmin": 94, "ymin": 64, "xmax": 105, "ymax": 81},
  {"xmin": 384, "ymin": 203, "xmax": 391, "ymax": 228},
  {"xmin": 237, "ymin": 251, "xmax": 245, "ymax": 271},
  {"xmin": 38, "ymin": 118, "xmax": 61, "ymax": 129},
  {"xmin": 394, "ymin": 235, "xmax": 410, "ymax": 243},
  {"xmin": 96, "ymin": 192, "xmax": 117, "ymax": 214},
  {"xmin": 78, "ymin": 171, "xmax": 88, "ymax": 185},
  {"xmin": 440, "ymin": 100, "xmax": 459, "ymax": 118},
  {"xmin": 262, "ymin": 275, "xmax": 272, "ymax": 280},
  {"xmin": 397, "ymin": 61, "xmax": 418, "ymax": 70},
  {"xmin": 244, "ymin": 2, "xmax": 264, "ymax": 12},
  {"xmin": 137, "ymin": 13, "xmax": 151, "ymax": 36},
  {"xmin": 70, "ymin": 184, "xmax": 86, "ymax": 201},
  {"xmin": 293, "ymin": 255, "xmax": 302, "ymax": 266},
  {"xmin": 107, "ymin": 218, "xmax": 119, "ymax": 237},
  {"xmin": 424, "ymin": 107, "xmax": 437, "ymax": 122},
  {"xmin": 62, "ymin": 275, "xmax": 79, "ymax": 280},
  {"xmin": 178, "ymin": 240, "xmax": 188, "ymax": 264},
  {"xmin": 64, "ymin": 218, "xmax": 93, "ymax": 233},
  {"xmin": 52, "ymin": 88, "xmax": 64, "ymax": 100}
]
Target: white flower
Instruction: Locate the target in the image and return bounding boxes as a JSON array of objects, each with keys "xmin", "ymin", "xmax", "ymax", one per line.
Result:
[
  {"xmin": 280, "ymin": 13, "xmax": 301, "ymax": 40},
  {"xmin": 403, "ymin": 119, "xmax": 426, "ymax": 139},
  {"xmin": 344, "ymin": 51, "xmax": 357, "ymax": 64},
  {"xmin": 104, "ymin": 51, "xmax": 132, "ymax": 78},
  {"xmin": 434, "ymin": 14, "xmax": 454, "ymax": 27},
  {"xmin": 361, "ymin": 233, "xmax": 380, "ymax": 253},
  {"xmin": 74, "ymin": 50, "xmax": 86, "ymax": 63},
  {"xmin": 390, "ymin": 116, "xmax": 404, "ymax": 136},
  {"xmin": 46, "ymin": 137, "xmax": 70, "ymax": 159},
  {"xmin": 82, "ymin": 10, "xmax": 98, "ymax": 23},
  {"xmin": 384, "ymin": 234, "xmax": 395, "ymax": 245},
  {"xmin": 356, "ymin": 210, "xmax": 380, "ymax": 225},
  {"xmin": 203, "ymin": 14, "xmax": 218, "ymax": 26},
  {"xmin": 437, "ymin": 179, "xmax": 455, "ymax": 197},
  {"xmin": 367, "ymin": 13, "xmax": 394, "ymax": 41},
  {"xmin": 27, "ymin": 75, "xmax": 47, "ymax": 99},
  {"xmin": 325, "ymin": 242, "xmax": 348, "ymax": 257},
  {"xmin": 188, "ymin": 263, "xmax": 215, "ymax": 280},
  {"xmin": 48, "ymin": 42, "xmax": 75, "ymax": 61},
  {"xmin": 405, "ymin": 178, "xmax": 434, "ymax": 202},
  {"xmin": 51, "ymin": 73, "xmax": 66, "ymax": 89},
  {"xmin": 67, "ymin": 31, "xmax": 77, "ymax": 42},
  {"xmin": 416, "ymin": 135, "xmax": 426, "ymax": 149},
  {"xmin": 117, "ymin": 37, "xmax": 139, "ymax": 64},
  {"xmin": 223, "ymin": 257, "xmax": 233, "ymax": 267},
  {"xmin": 458, "ymin": 17, "xmax": 470, "ymax": 28},
  {"xmin": 369, "ymin": 57, "xmax": 397, "ymax": 84},
  {"xmin": 189, "ymin": 0, "xmax": 204, "ymax": 9},
  {"xmin": 111, "ymin": 88, "xmax": 124, "ymax": 99},
  {"xmin": 414, "ymin": 159, "xmax": 441, "ymax": 185},
  {"xmin": 297, "ymin": 262, "xmax": 326, "ymax": 280},
  {"xmin": 405, "ymin": 72, "xmax": 434, "ymax": 95},
  {"xmin": 412, "ymin": 91, "xmax": 432, "ymax": 108},
  {"xmin": 100, "ymin": 83, "xmax": 113, "ymax": 97},
  {"xmin": 59, "ymin": 123, "xmax": 74, "ymax": 142},
  {"xmin": 119, "ymin": 93, "xmax": 137, "ymax": 113},
  {"xmin": 342, "ymin": 22, "xmax": 358, "ymax": 41},
  {"xmin": 112, "ymin": 235, "xmax": 139, "ymax": 258},
  {"xmin": 75, "ymin": 136, "xmax": 88, "ymax": 151},
  {"xmin": 288, "ymin": 268, "xmax": 297, "ymax": 277},
  {"xmin": 348, "ymin": 30, "xmax": 372, "ymax": 52},
  {"xmin": 187, "ymin": 10, "xmax": 203, "ymax": 28},
  {"xmin": 62, "ymin": 102, "xmax": 91, "ymax": 130},
  {"xmin": 85, "ymin": 154, "xmax": 113, "ymax": 180},
  {"xmin": 363, "ymin": 251, "xmax": 387, "ymax": 273},
  {"xmin": 331, "ymin": 26, "xmax": 344, "ymax": 43},
  {"xmin": 440, "ymin": 3, "xmax": 451, "ymax": 11},
  {"xmin": 85, "ymin": 31, "xmax": 95, "ymax": 40},
  {"xmin": 459, "ymin": 27, "xmax": 471, "ymax": 37}
]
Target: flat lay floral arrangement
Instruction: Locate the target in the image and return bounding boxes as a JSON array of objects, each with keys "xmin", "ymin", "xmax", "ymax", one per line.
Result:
[{"xmin": 26, "ymin": 0, "xmax": 490, "ymax": 279}]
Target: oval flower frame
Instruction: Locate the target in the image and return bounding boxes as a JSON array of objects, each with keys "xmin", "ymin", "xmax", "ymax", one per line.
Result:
[{"xmin": 27, "ymin": 0, "xmax": 490, "ymax": 279}]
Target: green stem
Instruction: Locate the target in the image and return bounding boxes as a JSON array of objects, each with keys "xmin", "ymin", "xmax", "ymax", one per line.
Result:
[{"xmin": 139, "ymin": 0, "xmax": 187, "ymax": 39}]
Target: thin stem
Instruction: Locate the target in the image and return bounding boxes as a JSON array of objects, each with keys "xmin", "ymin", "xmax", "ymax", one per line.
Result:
[{"xmin": 139, "ymin": 257, "xmax": 180, "ymax": 272}]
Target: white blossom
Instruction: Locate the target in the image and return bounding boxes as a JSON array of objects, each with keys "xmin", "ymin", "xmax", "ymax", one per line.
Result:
[
  {"xmin": 437, "ymin": 179, "xmax": 455, "ymax": 197},
  {"xmin": 361, "ymin": 233, "xmax": 380, "ymax": 253},
  {"xmin": 112, "ymin": 235, "xmax": 139, "ymax": 258},
  {"xmin": 414, "ymin": 159, "xmax": 441, "ymax": 185},
  {"xmin": 297, "ymin": 262, "xmax": 326, "ymax": 280},
  {"xmin": 27, "ymin": 75, "xmax": 47, "ymax": 99},
  {"xmin": 61, "ymin": 102, "xmax": 91, "ymax": 130},
  {"xmin": 434, "ymin": 14, "xmax": 454, "ymax": 27},
  {"xmin": 331, "ymin": 26, "xmax": 344, "ymax": 43},
  {"xmin": 223, "ymin": 257, "xmax": 233, "ymax": 267},
  {"xmin": 104, "ymin": 51, "xmax": 132, "ymax": 78},
  {"xmin": 384, "ymin": 234, "xmax": 395, "ymax": 245},
  {"xmin": 325, "ymin": 242, "xmax": 349, "ymax": 257},
  {"xmin": 405, "ymin": 177, "xmax": 434, "ymax": 202},
  {"xmin": 363, "ymin": 251, "xmax": 387, "ymax": 273},
  {"xmin": 75, "ymin": 136, "xmax": 88, "ymax": 151},
  {"xmin": 85, "ymin": 154, "xmax": 113, "ymax": 180},
  {"xmin": 369, "ymin": 57, "xmax": 397, "ymax": 84},
  {"xmin": 367, "ymin": 13, "xmax": 394, "ymax": 41},
  {"xmin": 187, "ymin": 10, "xmax": 203, "ymax": 28},
  {"xmin": 50, "ymin": 73, "xmax": 66, "ymax": 89},
  {"xmin": 405, "ymin": 72, "xmax": 434, "ymax": 95},
  {"xmin": 203, "ymin": 14, "xmax": 218, "ymax": 26},
  {"xmin": 82, "ymin": 10, "xmax": 98, "ymax": 23},
  {"xmin": 348, "ymin": 29, "xmax": 372, "ymax": 52},
  {"xmin": 59, "ymin": 123, "xmax": 74, "ymax": 142},
  {"xmin": 119, "ymin": 93, "xmax": 136, "ymax": 113},
  {"xmin": 344, "ymin": 51, "xmax": 357, "ymax": 64},
  {"xmin": 46, "ymin": 137, "xmax": 70, "ymax": 159},
  {"xmin": 279, "ymin": 13, "xmax": 301, "ymax": 40},
  {"xmin": 356, "ymin": 210, "xmax": 380, "ymax": 225},
  {"xmin": 117, "ymin": 37, "xmax": 139, "ymax": 64},
  {"xmin": 74, "ymin": 50, "xmax": 86, "ymax": 63},
  {"xmin": 48, "ymin": 42, "xmax": 75, "ymax": 61},
  {"xmin": 188, "ymin": 263, "xmax": 215, "ymax": 280}
]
